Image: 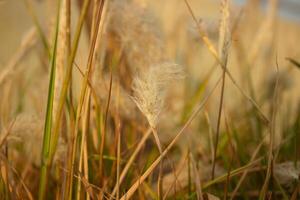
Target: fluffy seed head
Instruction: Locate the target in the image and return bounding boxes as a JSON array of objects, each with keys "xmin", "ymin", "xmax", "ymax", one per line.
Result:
[{"xmin": 132, "ymin": 63, "xmax": 184, "ymax": 128}]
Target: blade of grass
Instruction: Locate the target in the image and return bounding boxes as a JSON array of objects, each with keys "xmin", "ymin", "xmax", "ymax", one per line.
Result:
[{"xmin": 38, "ymin": 1, "xmax": 61, "ymax": 199}]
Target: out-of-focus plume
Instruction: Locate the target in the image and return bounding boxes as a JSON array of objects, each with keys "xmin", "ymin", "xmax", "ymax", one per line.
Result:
[
  {"xmin": 103, "ymin": 0, "xmax": 165, "ymax": 73},
  {"xmin": 219, "ymin": 0, "xmax": 231, "ymax": 65},
  {"xmin": 274, "ymin": 161, "xmax": 300, "ymax": 188},
  {"xmin": 7, "ymin": 114, "xmax": 66, "ymax": 166}
]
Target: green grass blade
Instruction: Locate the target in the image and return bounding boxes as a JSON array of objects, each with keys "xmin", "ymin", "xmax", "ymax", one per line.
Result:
[{"xmin": 38, "ymin": 1, "xmax": 61, "ymax": 199}]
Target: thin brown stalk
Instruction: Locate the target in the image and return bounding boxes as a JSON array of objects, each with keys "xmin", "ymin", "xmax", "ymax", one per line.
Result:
[
  {"xmin": 151, "ymin": 127, "xmax": 164, "ymax": 200},
  {"xmin": 204, "ymin": 112, "xmax": 215, "ymax": 166},
  {"xmin": 259, "ymin": 59, "xmax": 280, "ymax": 199},
  {"xmin": 99, "ymin": 70, "xmax": 112, "ymax": 185},
  {"xmin": 190, "ymin": 153, "xmax": 204, "ymax": 200},
  {"xmin": 76, "ymin": 94, "xmax": 91, "ymax": 200},
  {"xmin": 230, "ymin": 138, "xmax": 266, "ymax": 200},
  {"xmin": 211, "ymin": 71, "xmax": 226, "ymax": 179},
  {"xmin": 83, "ymin": 133, "xmax": 90, "ymax": 200},
  {"xmin": 224, "ymin": 155, "xmax": 233, "ymax": 200},
  {"xmin": 116, "ymin": 116, "xmax": 121, "ymax": 200}
]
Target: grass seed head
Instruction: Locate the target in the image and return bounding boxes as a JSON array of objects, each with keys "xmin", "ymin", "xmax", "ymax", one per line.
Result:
[{"xmin": 132, "ymin": 62, "xmax": 184, "ymax": 128}]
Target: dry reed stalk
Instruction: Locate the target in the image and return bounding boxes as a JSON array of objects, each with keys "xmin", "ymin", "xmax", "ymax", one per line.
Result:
[
  {"xmin": 151, "ymin": 127, "xmax": 164, "ymax": 200},
  {"xmin": 204, "ymin": 112, "xmax": 215, "ymax": 165},
  {"xmin": 259, "ymin": 60, "xmax": 280, "ymax": 199},
  {"xmin": 53, "ymin": 0, "xmax": 68, "ymax": 120},
  {"xmin": 77, "ymin": 94, "xmax": 91, "ymax": 200},
  {"xmin": 114, "ymin": 84, "xmax": 121, "ymax": 200},
  {"xmin": 190, "ymin": 153, "xmax": 204, "ymax": 200},
  {"xmin": 99, "ymin": 70, "xmax": 112, "ymax": 187}
]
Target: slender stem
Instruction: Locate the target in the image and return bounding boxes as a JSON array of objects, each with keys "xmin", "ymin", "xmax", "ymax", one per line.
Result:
[
  {"xmin": 151, "ymin": 127, "xmax": 163, "ymax": 200},
  {"xmin": 211, "ymin": 62, "xmax": 227, "ymax": 179}
]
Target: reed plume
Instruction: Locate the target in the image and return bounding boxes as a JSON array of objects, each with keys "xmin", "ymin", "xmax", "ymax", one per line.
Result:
[{"xmin": 132, "ymin": 63, "xmax": 184, "ymax": 128}]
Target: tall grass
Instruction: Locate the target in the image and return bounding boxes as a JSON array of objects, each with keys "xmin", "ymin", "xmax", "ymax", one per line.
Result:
[{"xmin": 1, "ymin": 0, "xmax": 300, "ymax": 199}]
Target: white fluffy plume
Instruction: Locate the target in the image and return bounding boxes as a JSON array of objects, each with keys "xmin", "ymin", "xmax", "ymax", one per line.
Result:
[{"xmin": 132, "ymin": 62, "xmax": 184, "ymax": 128}]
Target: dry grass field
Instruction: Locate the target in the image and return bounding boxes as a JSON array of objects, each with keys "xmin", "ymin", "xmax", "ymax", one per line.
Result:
[{"xmin": 0, "ymin": 0, "xmax": 300, "ymax": 199}]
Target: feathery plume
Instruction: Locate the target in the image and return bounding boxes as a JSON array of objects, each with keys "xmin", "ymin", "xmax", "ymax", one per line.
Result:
[
  {"xmin": 7, "ymin": 114, "xmax": 66, "ymax": 166},
  {"xmin": 105, "ymin": 0, "xmax": 165, "ymax": 72},
  {"xmin": 132, "ymin": 62, "xmax": 184, "ymax": 128},
  {"xmin": 274, "ymin": 161, "xmax": 300, "ymax": 188}
]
